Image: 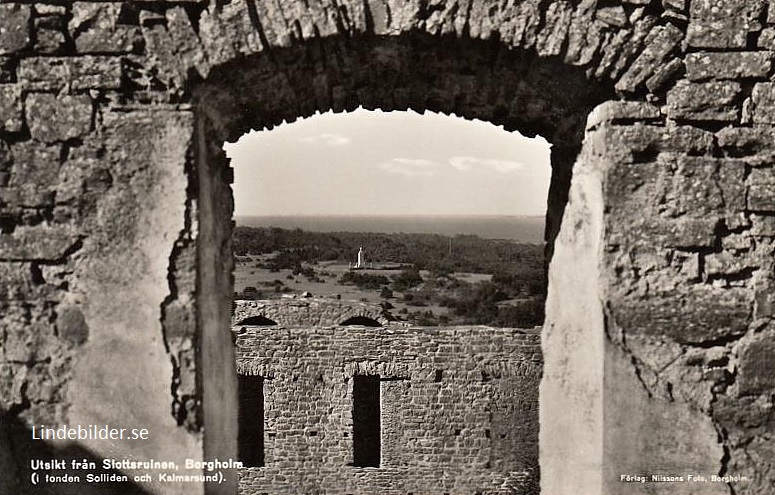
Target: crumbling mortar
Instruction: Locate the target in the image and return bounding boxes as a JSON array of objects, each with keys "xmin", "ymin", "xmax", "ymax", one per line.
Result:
[
  {"xmin": 602, "ymin": 303, "xmax": 661, "ymax": 399},
  {"xmin": 182, "ymin": 3, "xmax": 207, "ymax": 35},
  {"xmin": 245, "ymin": 0, "xmax": 272, "ymax": 54},
  {"xmin": 460, "ymin": 0, "xmax": 474, "ymax": 39},
  {"xmin": 159, "ymin": 136, "xmax": 201, "ymax": 432},
  {"xmin": 745, "ymin": 1, "xmax": 770, "ymax": 50},
  {"xmin": 161, "ymin": 239, "xmax": 200, "ymax": 431}
]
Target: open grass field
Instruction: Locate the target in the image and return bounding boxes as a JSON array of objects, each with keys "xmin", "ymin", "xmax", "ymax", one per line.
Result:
[{"xmin": 234, "ymin": 254, "xmax": 494, "ymax": 322}]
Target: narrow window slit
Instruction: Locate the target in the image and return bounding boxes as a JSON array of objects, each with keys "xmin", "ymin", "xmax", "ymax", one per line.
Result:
[
  {"xmin": 238, "ymin": 374, "xmax": 265, "ymax": 467},
  {"xmin": 352, "ymin": 375, "xmax": 380, "ymax": 467}
]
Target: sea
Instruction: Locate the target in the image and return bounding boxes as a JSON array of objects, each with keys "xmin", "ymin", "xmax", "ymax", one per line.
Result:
[{"xmin": 235, "ymin": 215, "xmax": 545, "ymax": 243}]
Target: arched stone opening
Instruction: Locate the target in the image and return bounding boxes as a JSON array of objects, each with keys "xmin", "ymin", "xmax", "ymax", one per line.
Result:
[
  {"xmin": 339, "ymin": 316, "xmax": 383, "ymax": 327},
  {"xmin": 194, "ymin": 32, "xmax": 613, "ymax": 495},
  {"xmin": 235, "ymin": 315, "xmax": 278, "ymax": 326},
  {"xmin": 195, "ymin": 34, "xmax": 614, "ymax": 260}
]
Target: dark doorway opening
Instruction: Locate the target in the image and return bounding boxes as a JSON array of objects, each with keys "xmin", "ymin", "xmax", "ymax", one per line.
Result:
[
  {"xmin": 238, "ymin": 375, "xmax": 265, "ymax": 467},
  {"xmin": 352, "ymin": 375, "xmax": 381, "ymax": 467}
]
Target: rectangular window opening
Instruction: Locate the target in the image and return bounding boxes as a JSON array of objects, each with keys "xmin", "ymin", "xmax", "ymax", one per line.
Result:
[
  {"xmin": 352, "ymin": 375, "xmax": 380, "ymax": 467},
  {"xmin": 238, "ymin": 374, "xmax": 265, "ymax": 467}
]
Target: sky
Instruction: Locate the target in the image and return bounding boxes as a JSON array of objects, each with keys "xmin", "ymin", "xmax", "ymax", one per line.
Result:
[{"xmin": 224, "ymin": 108, "xmax": 552, "ymax": 217}]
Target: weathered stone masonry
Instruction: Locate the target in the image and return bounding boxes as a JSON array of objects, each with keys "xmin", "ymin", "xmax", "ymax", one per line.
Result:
[
  {"xmin": 232, "ymin": 298, "xmax": 392, "ymax": 327},
  {"xmin": 0, "ymin": 0, "xmax": 774, "ymax": 494},
  {"xmin": 234, "ymin": 325, "xmax": 542, "ymax": 495}
]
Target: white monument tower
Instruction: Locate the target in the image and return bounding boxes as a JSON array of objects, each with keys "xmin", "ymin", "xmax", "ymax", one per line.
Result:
[{"xmin": 356, "ymin": 246, "xmax": 365, "ymax": 269}]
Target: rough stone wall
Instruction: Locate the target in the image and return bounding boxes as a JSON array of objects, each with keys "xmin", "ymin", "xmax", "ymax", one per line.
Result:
[
  {"xmin": 0, "ymin": 3, "xmax": 233, "ymax": 494},
  {"xmin": 234, "ymin": 326, "xmax": 542, "ymax": 495},
  {"xmin": 0, "ymin": 0, "xmax": 772, "ymax": 494},
  {"xmin": 233, "ymin": 298, "xmax": 391, "ymax": 327},
  {"xmin": 545, "ymin": 44, "xmax": 775, "ymax": 495}
]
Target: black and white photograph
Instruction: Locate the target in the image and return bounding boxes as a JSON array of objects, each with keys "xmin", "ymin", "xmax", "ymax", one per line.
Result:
[{"xmin": 0, "ymin": 1, "xmax": 772, "ymax": 494}]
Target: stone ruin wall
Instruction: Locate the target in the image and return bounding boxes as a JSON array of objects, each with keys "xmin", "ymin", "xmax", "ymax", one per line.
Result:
[
  {"xmin": 232, "ymin": 299, "xmax": 392, "ymax": 327},
  {"xmin": 234, "ymin": 326, "xmax": 542, "ymax": 495},
  {"xmin": 0, "ymin": 0, "xmax": 772, "ymax": 494}
]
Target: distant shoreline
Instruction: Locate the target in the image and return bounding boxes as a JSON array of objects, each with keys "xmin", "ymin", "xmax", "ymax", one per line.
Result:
[{"xmin": 235, "ymin": 214, "xmax": 545, "ymax": 243}]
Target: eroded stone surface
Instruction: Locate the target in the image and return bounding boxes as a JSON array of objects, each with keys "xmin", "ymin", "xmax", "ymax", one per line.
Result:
[
  {"xmin": 25, "ymin": 94, "xmax": 92, "ymax": 143},
  {"xmin": 686, "ymin": 52, "xmax": 774, "ymax": 81},
  {"xmin": 687, "ymin": 0, "xmax": 763, "ymax": 48},
  {"xmin": 0, "ymin": 5, "xmax": 31, "ymax": 56},
  {"xmin": 0, "ymin": 85, "xmax": 22, "ymax": 133},
  {"xmin": 666, "ymin": 80, "xmax": 741, "ymax": 121}
]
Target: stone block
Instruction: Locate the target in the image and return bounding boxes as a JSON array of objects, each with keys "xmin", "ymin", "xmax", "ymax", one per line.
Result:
[
  {"xmin": 70, "ymin": 3, "xmax": 139, "ymax": 53},
  {"xmin": 758, "ymin": 28, "xmax": 775, "ymax": 50},
  {"xmin": 0, "ymin": 186, "xmax": 54, "ymax": 208},
  {"xmin": 18, "ymin": 56, "xmax": 123, "ymax": 91},
  {"xmin": 655, "ymin": 217, "xmax": 719, "ymax": 248},
  {"xmin": 748, "ymin": 185, "xmax": 775, "ymax": 212},
  {"xmin": 658, "ymin": 155, "xmax": 726, "ymax": 217},
  {"xmin": 595, "ymin": 7, "xmax": 627, "ymax": 28},
  {"xmin": 595, "ymin": 124, "xmax": 713, "ymax": 164},
  {"xmin": 7, "ymin": 141, "xmax": 62, "ymax": 187},
  {"xmin": 615, "ymin": 24, "xmax": 683, "ymax": 93},
  {"xmin": 0, "ymin": 363, "xmax": 26, "ymax": 406},
  {"xmin": 564, "ymin": 5, "xmax": 602, "ymax": 67},
  {"xmin": 0, "ymin": 262, "xmax": 33, "ymax": 300},
  {"xmin": 0, "ymin": 4, "xmax": 31, "ymax": 55},
  {"xmin": 56, "ymin": 304, "xmax": 89, "ymax": 345},
  {"xmin": 141, "ymin": 7, "xmax": 210, "ymax": 88},
  {"xmin": 2, "ymin": 306, "xmax": 62, "ymax": 362},
  {"xmin": 605, "ymin": 155, "xmax": 743, "ymax": 234},
  {"xmin": 199, "ymin": 0, "xmax": 264, "ymax": 67},
  {"xmin": 645, "ymin": 57, "xmax": 684, "ymax": 93},
  {"xmin": 747, "ymin": 168, "xmax": 775, "ymax": 214},
  {"xmin": 738, "ymin": 333, "xmax": 775, "ymax": 395},
  {"xmin": 0, "ymin": 226, "xmax": 80, "ymax": 260},
  {"xmin": 749, "ymin": 83, "xmax": 775, "ymax": 124},
  {"xmin": 685, "ymin": 52, "xmax": 773, "ymax": 81},
  {"xmin": 612, "ymin": 287, "xmax": 750, "ymax": 344},
  {"xmin": 0, "ymin": 84, "xmax": 22, "ymax": 133},
  {"xmin": 751, "ymin": 214, "xmax": 775, "ymax": 237},
  {"xmin": 26, "ymin": 93, "xmax": 92, "ymax": 143},
  {"xmin": 749, "ymin": 168, "xmax": 775, "ymax": 186},
  {"xmin": 666, "ymin": 80, "xmax": 740, "ymax": 121},
  {"xmin": 586, "ymin": 101, "xmax": 661, "ymax": 129},
  {"xmin": 718, "ymin": 158, "xmax": 748, "ymax": 214},
  {"xmin": 754, "ymin": 279, "xmax": 775, "ymax": 319},
  {"xmin": 607, "ymin": 215, "xmax": 718, "ymax": 249},
  {"xmin": 663, "ymin": 0, "xmax": 686, "ymax": 11},
  {"xmin": 534, "ymin": 1, "xmax": 573, "ymax": 58},
  {"xmin": 721, "ymin": 232, "xmax": 752, "ymax": 251},
  {"xmin": 704, "ymin": 250, "xmax": 756, "ymax": 277},
  {"xmin": 717, "ymin": 126, "xmax": 775, "ymax": 156},
  {"xmin": 687, "ymin": 0, "xmax": 763, "ymax": 48},
  {"xmin": 34, "ymin": 15, "xmax": 67, "ymax": 53}
]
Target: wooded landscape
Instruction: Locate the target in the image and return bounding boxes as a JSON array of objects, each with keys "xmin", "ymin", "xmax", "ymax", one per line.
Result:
[{"xmin": 234, "ymin": 227, "xmax": 546, "ymax": 327}]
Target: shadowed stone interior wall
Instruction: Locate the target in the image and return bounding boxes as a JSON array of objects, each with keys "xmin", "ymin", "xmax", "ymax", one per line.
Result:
[
  {"xmin": 0, "ymin": 0, "xmax": 773, "ymax": 494},
  {"xmin": 234, "ymin": 326, "xmax": 542, "ymax": 495}
]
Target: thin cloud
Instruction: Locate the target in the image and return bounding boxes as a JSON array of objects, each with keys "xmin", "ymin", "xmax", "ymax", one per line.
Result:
[
  {"xmin": 379, "ymin": 158, "xmax": 439, "ymax": 177},
  {"xmin": 298, "ymin": 133, "xmax": 352, "ymax": 146},
  {"xmin": 449, "ymin": 156, "xmax": 525, "ymax": 173}
]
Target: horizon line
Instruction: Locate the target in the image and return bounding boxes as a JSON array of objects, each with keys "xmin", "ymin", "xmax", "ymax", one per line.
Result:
[{"xmin": 234, "ymin": 213, "xmax": 545, "ymax": 218}]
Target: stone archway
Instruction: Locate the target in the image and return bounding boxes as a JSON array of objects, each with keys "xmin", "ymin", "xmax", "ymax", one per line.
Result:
[{"xmin": 0, "ymin": 1, "xmax": 772, "ymax": 495}]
